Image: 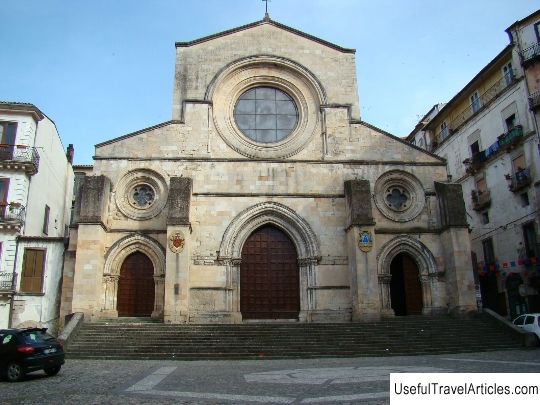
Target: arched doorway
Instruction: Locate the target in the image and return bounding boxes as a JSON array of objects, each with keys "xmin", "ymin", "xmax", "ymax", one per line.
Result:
[
  {"xmin": 117, "ymin": 252, "xmax": 155, "ymax": 317},
  {"xmin": 390, "ymin": 253, "xmax": 423, "ymax": 315},
  {"xmin": 240, "ymin": 225, "xmax": 300, "ymax": 319}
]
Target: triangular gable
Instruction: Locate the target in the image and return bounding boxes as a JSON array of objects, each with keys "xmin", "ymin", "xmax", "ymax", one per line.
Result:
[{"xmin": 175, "ymin": 17, "xmax": 355, "ymax": 54}]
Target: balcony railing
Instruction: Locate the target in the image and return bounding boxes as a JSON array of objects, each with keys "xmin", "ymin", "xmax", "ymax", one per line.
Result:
[
  {"xmin": 435, "ymin": 71, "xmax": 518, "ymax": 144},
  {"xmin": 471, "ymin": 189, "xmax": 491, "ymax": 211},
  {"xmin": 522, "ymin": 43, "xmax": 540, "ymax": 66},
  {"xmin": 529, "ymin": 91, "xmax": 540, "ymax": 111},
  {"xmin": 508, "ymin": 167, "xmax": 531, "ymax": 193},
  {"xmin": 0, "ymin": 272, "xmax": 16, "ymax": 291},
  {"xmin": 464, "ymin": 126, "xmax": 524, "ymax": 174},
  {"xmin": 0, "ymin": 203, "xmax": 26, "ymax": 229},
  {"xmin": 498, "ymin": 125, "xmax": 524, "ymax": 147},
  {"xmin": 0, "ymin": 144, "xmax": 40, "ymax": 175}
]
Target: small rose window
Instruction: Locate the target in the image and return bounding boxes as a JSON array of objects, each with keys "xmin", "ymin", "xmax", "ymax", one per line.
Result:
[
  {"xmin": 130, "ymin": 184, "xmax": 155, "ymax": 208},
  {"xmin": 385, "ymin": 187, "xmax": 409, "ymax": 211}
]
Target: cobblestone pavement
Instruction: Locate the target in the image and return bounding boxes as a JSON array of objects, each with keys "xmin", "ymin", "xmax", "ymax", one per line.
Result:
[{"xmin": 2, "ymin": 349, "xmax": 540, "ymax": 404}]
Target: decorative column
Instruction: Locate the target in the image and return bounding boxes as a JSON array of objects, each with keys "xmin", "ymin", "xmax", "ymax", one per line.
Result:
[
  {"xmin": 377, "ymin": 274, "xmax": 393, "ymax": 317},
  {"xmin": 420, "ymin": 274, "xmax": 434, "ymax": 315},
  {"xmin": 224, "ymin": 258, "xmax": 242, "ymax": 323},
  {"xmin": 344, "ymin": 180, "xmax": 381, "ymax": 322},
  {"xmin": 299, "ymin": 257, "xmax": 318, "ymax": 322},
  {"xmin": 101, "ymin": 274, "xmax": 119, "ymax": 318},
  {"xmin": 152, "ymin": 274, "xmax": 165, "ymax": 318},
  {"xmin": 164, "ymin": 177, "xmax": 192, "ymax": 324}
]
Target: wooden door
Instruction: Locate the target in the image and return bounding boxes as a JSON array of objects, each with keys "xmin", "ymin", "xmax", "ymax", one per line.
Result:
[
  {"xmin": 241, "ymin": 226, "xmax": 299, "ymax": 319},
  {"xmin": 117, "ymin": 252, "xmax": 155, "ymax": 317},
  {"xmin": 390, "ymin": 253, "xmax": 423, "ymax": 315},
  {"xmin": 402, "ymin": 254, "xmax": 423, "ymax": 315}
]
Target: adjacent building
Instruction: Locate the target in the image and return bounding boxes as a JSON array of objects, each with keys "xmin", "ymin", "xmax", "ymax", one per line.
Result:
[
  {"xmin": 61, "ymin": 16, "xmax": 476, "ymax": 324},
  {"xmin": 0, "ymin": 102, "xmax": 74, "ymax": 330},
  {"xmin": 407, "ymin": 10, "xmax": 540, "ymax": 319}
]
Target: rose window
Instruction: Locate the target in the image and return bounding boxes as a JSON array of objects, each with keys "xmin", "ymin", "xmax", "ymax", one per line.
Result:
[
  {"xmin": 386, "ymin": 187, "xmax": 409, "ymax": 211},
  {"xmin": 130, "ymin": 185, "xmax": 155, "ymax": 208}
]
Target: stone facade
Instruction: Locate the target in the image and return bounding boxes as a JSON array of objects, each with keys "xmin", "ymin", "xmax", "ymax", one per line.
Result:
[{"xmin": 61, "ymin": 17, "xmax": 476, "ymax": 324}]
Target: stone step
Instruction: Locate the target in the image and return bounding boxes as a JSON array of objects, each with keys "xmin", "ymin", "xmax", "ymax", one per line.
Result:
[{"xmin": 66, "ymin": 314, "xmax": 521, "ymax": 360}]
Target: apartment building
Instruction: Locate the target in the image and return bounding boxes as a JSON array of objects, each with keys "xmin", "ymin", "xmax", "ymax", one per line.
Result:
[
  {"xmin": 0, "ymin": 102, "xmax": 74, "ymax": 330},
  {"xmin": 407, "ymin": 13, "xmax": 540, "ymax": 318}
]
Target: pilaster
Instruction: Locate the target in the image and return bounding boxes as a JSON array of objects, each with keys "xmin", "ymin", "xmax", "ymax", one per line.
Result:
[{"xmin": 344, "ymin": 179, "xmax": 381, "ymax": 321}]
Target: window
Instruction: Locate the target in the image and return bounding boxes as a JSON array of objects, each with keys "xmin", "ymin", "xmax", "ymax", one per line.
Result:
[
  {"xmin": 481, "ymin": 211, "xmax": 489, "ymax": 224},
  {"xmin": 470, "ymin": 91, "xmax": 481, "ymax": 113},
  {"xmin": 43, "ymin": 205, "xmax": 50, "ymax": 235},
  {"xmin": 233, "ymin": 87, "xmax": 298, "ymax": 143},
  {"xmin": 20, "ymin": 249, "xmax": 46, "ymax": 293},
  {"xmin": 470, "ymin": 140, "xmax": 480, "ymax": 156},
  {"xmin": 521, "ymin": 192, "xmax": 530, "ymax": 207},
  {"xmin": 522, "ymin": 222, "xmax": 537, "ymax": 258},
  {"xmin": 505, "ymin": 114, "xmax": 517, "ymax": 131},
  {"xmin": 502, "ymin": 62, "xmax": 514, "ymax": 86},
  {"xmin": 475, "ymin": 172, "xmax": 487, "ymax": 193},
  {"xmin": 440, "ymin": 121, "xmax": 449, "ymax": 140},
  {"xmin": 0, "ymin": 122, "xmax": 17, "ymax": 160},
  {"xmin": 512, "ymin": 154, "xmax": 526, "ymax": 174},
  {"xmin": 0, "ymin": 178, "xmax": 9, "ymax": 217},
  {"xmin": 482, "ymin": 238, "xmax": 495, "ymax": 264}
]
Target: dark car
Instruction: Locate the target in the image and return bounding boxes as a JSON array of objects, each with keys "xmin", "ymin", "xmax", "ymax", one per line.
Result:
[{"xmin": 0, "ymin": 328, "xmax": 65, "ymax": 382}]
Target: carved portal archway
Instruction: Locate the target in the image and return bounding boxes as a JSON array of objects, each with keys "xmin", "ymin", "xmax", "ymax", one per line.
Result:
[
  {"xmin": 101, "ymin": 233, "xmax": 165, "ymax": 319},
  {"xmin": 218, "ymin": 202, "xmax": 321, "ymax": 321},
  {"xmin": 377, "ymin": 235, "xmax": 442, "ymax": 316}
]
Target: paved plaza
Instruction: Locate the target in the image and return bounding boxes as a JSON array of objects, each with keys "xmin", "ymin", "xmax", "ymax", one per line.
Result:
[{"xmin": 2, "ymin": 350, "xmax": 540, "ymax": 404}]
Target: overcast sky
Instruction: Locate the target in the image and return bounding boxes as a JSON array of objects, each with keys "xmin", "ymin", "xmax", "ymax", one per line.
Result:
[{"xmin": 1, "ymin": 0, "xmax": 538, "ymax": 164}]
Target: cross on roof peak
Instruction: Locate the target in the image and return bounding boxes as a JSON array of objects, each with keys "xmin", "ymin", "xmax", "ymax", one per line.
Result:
[{"xmin": 262, "ymin": 0, "xmax": 271, "ymax": 21}]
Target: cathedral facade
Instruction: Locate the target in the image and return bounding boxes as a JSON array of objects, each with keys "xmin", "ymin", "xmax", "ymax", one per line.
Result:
[{"xmin": 61, "ymin": 17, "xmax": 476, "ymax": 324}]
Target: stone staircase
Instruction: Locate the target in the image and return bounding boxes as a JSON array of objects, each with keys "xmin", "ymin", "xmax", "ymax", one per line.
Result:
[{"xmin": 65, "ymin": 314, "xmax": 524, "ymax": 360}]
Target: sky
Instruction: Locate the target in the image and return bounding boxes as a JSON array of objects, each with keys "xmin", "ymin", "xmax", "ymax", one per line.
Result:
[{"xmin": 1, "ymin": 0, "xmax": 538, "ymax": 164}]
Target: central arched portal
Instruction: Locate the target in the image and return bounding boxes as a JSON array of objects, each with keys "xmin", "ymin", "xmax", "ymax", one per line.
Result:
[
  {"xmin": 241, "ymin": 225, "xmax": 300, "ymax": 319},
  {"xmin": 390, "ymin": 253, "xmax": 423, "ymax": 316},
  {"xmin": 117, "ymin": 252, "xmax": 155, "ymax": 317}
]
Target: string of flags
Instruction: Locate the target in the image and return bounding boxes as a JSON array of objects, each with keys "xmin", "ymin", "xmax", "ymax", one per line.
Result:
[{"xmin": 477, "ymin": 257, "xmax": 538, "ymax": 278}]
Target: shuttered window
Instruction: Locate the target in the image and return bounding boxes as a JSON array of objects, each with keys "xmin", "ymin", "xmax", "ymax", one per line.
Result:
[{"xmin": 20, "ymin": 249, "xmax": 45, "ymax": 293}]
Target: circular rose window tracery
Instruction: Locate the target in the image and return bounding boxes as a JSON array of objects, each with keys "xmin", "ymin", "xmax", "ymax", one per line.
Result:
[
  {"xmin": 374, "ymin": 171, "xmax": 425, "ymax": 222},
  {"xmin": 233, "ymin": 87, "xmax": 299, "ymax": 143},
  {"xmin": 210, "ymin": 57, "xmax": 324, "ymax": 159},
  {"xmin": 130, "ymin": 184, "xmax": 155, "ymax": 208},
  {"xmin": 115, "ymin": 170, "xmax": 168, "ymax": 220}
]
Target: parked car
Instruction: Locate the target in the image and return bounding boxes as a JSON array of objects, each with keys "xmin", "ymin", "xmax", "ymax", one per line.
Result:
[
  {"xmin": 512, "ymin": 313, "xmax": 540, "ymax": 341},
  {"xmin": 0, "ymin": 328, "xmax": 65, "ymax": 382}
]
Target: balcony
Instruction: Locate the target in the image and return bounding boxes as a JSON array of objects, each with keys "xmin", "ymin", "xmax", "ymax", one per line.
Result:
[
  {"xmin": 464, "ymin": 126, "xmax": 524, "ymax": 174},
  {"xmin": 0, "ymin": 203, "xmax": 26, "ymax": 231},
  {"xmin": 0, "ymin": 272, "xmax": 16, "ymax": 294},
  {"xmin": 498, "ymin": 125, "xmax": 524, "ymax": 149},
  {"xmin": 0, "ymin": 145, "xmax": 40, "ymax": 175},
  {"xmin": 521, "ymin": 43, "xmax": 540, "ymax": 67},
  {"xmin": 449, "ymin": 71, "xmax": 517, "ymax": 134},
  {"xmin": 529, "ymin": 91, "xmax": 540, "ymax": 111},
  {"xmin": 471, "ymin": 189, "xmax": 491, "ymax": 211},
  {"xmin": 507, "ymin": 167, "xmax": 532, "ymax": 193}
]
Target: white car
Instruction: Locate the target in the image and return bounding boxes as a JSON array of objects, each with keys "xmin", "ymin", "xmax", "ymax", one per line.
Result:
[{"xmin": 512, "ymin": 313, "xmax": 540, "ymax": 340}]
